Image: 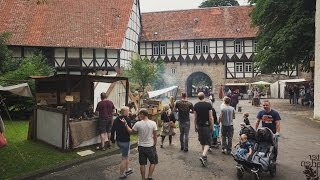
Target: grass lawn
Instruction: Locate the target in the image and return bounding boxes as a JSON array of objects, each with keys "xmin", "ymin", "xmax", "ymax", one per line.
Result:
[
  {"xmin": 0, "ymin": 121, "xmax": 139, "ymax": 180},
  {"xmin": 0, "ymin": 121, "xmax": 79, "ymax": 179}
]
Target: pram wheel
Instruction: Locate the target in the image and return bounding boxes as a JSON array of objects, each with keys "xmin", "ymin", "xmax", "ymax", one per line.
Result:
[
  {"xmin": 236, "ymin": 168, "xmax": 244, "ymax": 179},
  {"xmin": 270, "ymin": 161, "xmax": 277, "ymax": 177}
]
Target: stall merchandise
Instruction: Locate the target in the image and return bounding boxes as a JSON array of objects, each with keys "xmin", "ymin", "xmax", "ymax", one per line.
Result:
[{"xmin": 31, "ymin": 75, "xmax": 129, "ymax": 151}]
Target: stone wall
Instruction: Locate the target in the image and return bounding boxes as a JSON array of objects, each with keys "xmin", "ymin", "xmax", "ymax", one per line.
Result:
[
  {"xmin": 314, "ymin": 0, "xmax": 320, "ymax": 119},
  {"xmin": 164, "ymin": 62, "xmax": 225, "ymax": 93}
]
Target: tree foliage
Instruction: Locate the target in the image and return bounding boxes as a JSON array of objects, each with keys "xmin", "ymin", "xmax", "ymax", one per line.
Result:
[
  {"xmin": 249, "ymin": 0, "xmax": 316, "ymax": 73},
  {"xmin": 0, "ymin": 48, "xmax": 54, "ymax": 117},
  {"xmin": 125, "ymin": 54, "xmax": 164, "ymax": 93},
  {"xmin": 199, "ymin": 0, "xmax": 239, "ymax": 8}
]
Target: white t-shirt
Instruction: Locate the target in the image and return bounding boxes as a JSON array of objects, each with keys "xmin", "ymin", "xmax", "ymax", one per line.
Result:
[{"xmin": 132, "ymin": 119, "xmax": 158, "ymax": 147}]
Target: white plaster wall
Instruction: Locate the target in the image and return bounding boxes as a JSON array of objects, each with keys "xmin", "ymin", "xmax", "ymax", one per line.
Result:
[
  {"xmin": 120, "ymin": 0, "xmax": 141, "ymax": 67},
  {"xmin": 314, "ymin": 0, "xmax": 320, "ymax": 119}
]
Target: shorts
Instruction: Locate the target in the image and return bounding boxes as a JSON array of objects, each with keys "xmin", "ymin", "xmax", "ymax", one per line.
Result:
[
  {"xmin": 198, "ymin": 126, "xmax": 212, "ymax": 146},
  {"xmin": 138, "ymin": 146, "xmax": 158, "ymax": 165},
  {"xmin": 117, "ymin": 141, "xmax": 130, "ymax": 157},
  {"xmin": 97, "ymin": 118, "xmax": 112, "ymax": 133}
]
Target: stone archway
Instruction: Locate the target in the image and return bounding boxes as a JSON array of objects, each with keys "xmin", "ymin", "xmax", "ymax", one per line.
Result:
[{"xmin": 186, "ymin": 72, "xmax": 213, "ymax": 97}]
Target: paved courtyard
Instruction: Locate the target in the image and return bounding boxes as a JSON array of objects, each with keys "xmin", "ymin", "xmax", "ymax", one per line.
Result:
[{"xmin": 39, "ymin": 98, "xmax": 320, "ymax": 180}]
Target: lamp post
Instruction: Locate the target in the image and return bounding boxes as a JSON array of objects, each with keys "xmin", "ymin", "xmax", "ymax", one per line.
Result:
[{"xmin": 310, "ymin": 59, "xmax": 315, "ymax": 80}]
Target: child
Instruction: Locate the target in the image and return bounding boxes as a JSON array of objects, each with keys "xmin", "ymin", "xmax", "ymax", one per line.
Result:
[
  {"xmin": 235, "ymin": 134, "xmax": 253, "ymax": 160},
  {"xmin": 243, "ymin": 112, "xmax": 250, "ymax": 125}
]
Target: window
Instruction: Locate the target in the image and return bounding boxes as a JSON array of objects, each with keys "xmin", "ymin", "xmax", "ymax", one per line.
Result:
[
  {"xmin": 235, "ymin": 62, "xmax": 243, "ymax": 72},
  {"xmin": 153, "ymin": 43, "xmax": 159, "ymax": 55},
  {"xmin": 153, "ymin": 42, "xmax": 166, "ymax": 55},
  {"xmin": 202, "ymin": 41, "xmax": 209, "ymax": 54},
  {"xmin": 171, "ymin": 68, "xmax": 176, "ymax": 74},
  {"xmin": 254, "ymin": 40, "xmax": 257, "ymax": 52},
  {"xmin": 195, "ymin": 41, "xmax": 201, "ymax": 54},
  {"xmin": 245, "ymin": 62, "xmax": 252, "ymax": 72},
  {"xmin": 160, "ymin": 42, "xmax": 167, "ymax": 55},
  {"xmin": 234, "ymin": 40, "xmax": 242, "ymax": 53}
]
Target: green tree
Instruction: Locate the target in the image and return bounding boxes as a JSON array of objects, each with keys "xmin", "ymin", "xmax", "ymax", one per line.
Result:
[
  {"xmin": 199, "ymin": 0, "xmax": 239, "ymax": 8},
  {"xmin": 0, "ymin": 33, "xmax": 20, "ymax": 75},
  {"xmin": 0, "ymin": 52, "xmax": 54, "ymax": 117},
  {"xmin": 125, "ymin": 54, "xmax": 164, "ymax": 93},
  {"xmin": 249, "ymin": 0, "xmax": 315, "ymax": 73}
]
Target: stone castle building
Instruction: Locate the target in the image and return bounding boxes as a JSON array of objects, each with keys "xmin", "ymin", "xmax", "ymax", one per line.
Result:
[{"xmin": 140, "ymin": 6, "xmax": 298, "ymax": 94}]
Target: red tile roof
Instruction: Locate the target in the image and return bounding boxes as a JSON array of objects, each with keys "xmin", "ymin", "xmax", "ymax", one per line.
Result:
[
  {"xmin": 0, "ymin": 0, "xmax": 133, "ymax": 49},
  {"xmin": 141, "ymin": 6, "xmax": 257, "ymax": 42}
]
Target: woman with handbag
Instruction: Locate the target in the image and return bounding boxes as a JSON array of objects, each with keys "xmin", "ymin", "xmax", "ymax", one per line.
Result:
[{"xmin": 160, "ymin": 105, "xmax": 176, "ymax": 148}]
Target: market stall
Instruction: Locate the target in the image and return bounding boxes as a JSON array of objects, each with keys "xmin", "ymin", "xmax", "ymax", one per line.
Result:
[
  {"xmin": 270, "ymin": 79, "xmax": 307, "ymax": 99},
  {"xmin": 224, "ymin": 83, "xmax": 250, "ymax": 99},
  {"xmin": 31, "ymin": 75, "xmax": 129, "ymax": 151}
]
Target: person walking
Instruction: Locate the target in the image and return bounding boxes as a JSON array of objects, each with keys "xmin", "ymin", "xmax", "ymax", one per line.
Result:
[
  {"xmin": 95, "ymin": 92, "xmax": 115, "ymax": 150},
  {"xmin": 160, "ymin": 105, "xmax": 176, "ymax": 148},
  {"xmin": 174, "ymin": 93, "xmax": 193, "ymax": 152},
  {"xmin": 255, "ymin": 100, "xmax": 281, "ymax": 161},
  {"xmin": 293, "ymin": 85, "xmax": 300, "ymax": 104},
  {"xmin": 194, "ymin": 92, "xmax": 214, "ymax": 167},
  {"xmin": 111, "ymin": 106, "xmax": 133, "ymax": 179},
  {"xmin": 230, "ymin": 93, "xmax": 239, "ymax": 110},
  {"xmin": 219, "ymin": 97, "xmax": 235, "ymax": 155},
  {"xmin": 122, "ymin": 109, "xmax": 158, "ymax": 180},
  {"xmin": 288, "ymin": 86, "xmax": 294, "ymax": 104}
]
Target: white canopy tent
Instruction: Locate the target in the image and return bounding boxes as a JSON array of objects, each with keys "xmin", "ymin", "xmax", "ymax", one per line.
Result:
[
  {"xmin": 0, "ymin": 83, "xmax": 32, "ymax": 97},
  {"xmin": 147, "ymin": 86, "xmax": 178, "ymax": 98},
  {"xmin": 251, "ymin": 81, "xmax": 271, "ymax": 85},
  {"xmin": 270, "ymin": 79, "xmax": 307, "ymax": 99}
]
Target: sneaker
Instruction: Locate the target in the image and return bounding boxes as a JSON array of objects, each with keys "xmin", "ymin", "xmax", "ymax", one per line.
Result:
[
  {"xmin": 200, "ymin": 156, "xmax": 208, "ymax": 167},
  {"xmin": 208, "ymin": 148, "xmax": 212, "ymax": 153},
  {"xmin": 125, "ymin": 168, "xmax": 133, "ymax": 176},
  {"xmin": 96, "ymin": 146, "xmax": 106, "ymax": 151},
  {"xmin": 181, "ymin": 147, "xmax": 184, "ymax": 151},
  {"xmin": 119, "ymin": 175, "xmax": 127, "ymax": 179},
  {"xmin": 160, "ymin": 144, "xmax": 164, "ymax": 148},
  {"xmin": 221, "ymin": 149, "xmax": 227, "ymax": 154}
]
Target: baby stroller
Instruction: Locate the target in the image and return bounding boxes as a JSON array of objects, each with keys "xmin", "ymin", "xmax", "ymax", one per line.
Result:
[{"xmin": 234, "ymin": 127, "xmax": 277, "ymax": 180}]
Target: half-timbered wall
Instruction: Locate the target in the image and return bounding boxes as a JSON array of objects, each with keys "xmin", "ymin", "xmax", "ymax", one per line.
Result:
[
  {"xmin": 8, "ymin": 46, "xmax": 121, "ymax": 74},
  {"xmin": 139, "ymin": 38, "xmax": 298, "ymax": 79},
  {"xmin": 120, "ymin": 0, "xmax": 141, "ymax": 68}
]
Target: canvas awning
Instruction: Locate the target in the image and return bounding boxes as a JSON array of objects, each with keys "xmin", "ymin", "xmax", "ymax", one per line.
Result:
[
  {"xmin": 147, "ymin": 86, "xmax": 178, "ymax": 98},
  {"xmin": 251, "ymin": 81, "xmax": 271, "ymax": 85},
  {"xmin": 278, "ymin": 79, "xmax": 307, "ymax": 84},
  {"xmin": 0, "ymin": 83, "xmax": 32, "ymax": 97},
  {"xmin": 225, "ymin": 83, "xmax": 250, "ymax": 86}
]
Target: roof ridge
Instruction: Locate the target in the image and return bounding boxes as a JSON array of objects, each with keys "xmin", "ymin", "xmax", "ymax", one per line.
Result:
[{"xmin": 141, "ymin": 5, "xmax": 253, "ymax": 14}]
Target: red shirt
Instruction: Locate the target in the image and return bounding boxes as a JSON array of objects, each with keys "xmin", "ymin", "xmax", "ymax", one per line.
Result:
[{"xmin": 96, "ymin": 100, "xmax": 115, "ymax": 119}]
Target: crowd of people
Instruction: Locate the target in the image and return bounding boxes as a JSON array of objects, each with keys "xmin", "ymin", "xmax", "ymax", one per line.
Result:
[
  {"xmin": 94, "ymin": 91, "xmax": 281, "ymax": 180},
  {"xmin": 287, "ymin": 83, "xmax": 314, "ymax": 107}
]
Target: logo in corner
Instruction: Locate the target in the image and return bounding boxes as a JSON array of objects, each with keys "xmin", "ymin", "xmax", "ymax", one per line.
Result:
[{"xmin": 301, "ymin": 155, "xmax": 320, "ymax": 180}]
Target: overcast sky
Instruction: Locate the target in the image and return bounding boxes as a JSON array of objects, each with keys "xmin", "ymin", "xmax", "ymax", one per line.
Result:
[{"xmin": 140, "ymin": 0, "xmax": 249, "ymax": 12}]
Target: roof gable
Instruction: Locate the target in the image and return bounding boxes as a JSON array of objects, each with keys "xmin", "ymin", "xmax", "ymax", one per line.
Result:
[
  {"xmin": 141, "ymin": 6, "xmax": 257, "ymax": 42},
  {"xmin": 0, "ymin": 0, "xmax": 134, "ymax": 49}
]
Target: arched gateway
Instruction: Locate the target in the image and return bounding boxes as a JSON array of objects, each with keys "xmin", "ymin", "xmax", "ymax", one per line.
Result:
[{"xmin": 186, "ymin": 72, "xmax": 213, "ymax": 97}]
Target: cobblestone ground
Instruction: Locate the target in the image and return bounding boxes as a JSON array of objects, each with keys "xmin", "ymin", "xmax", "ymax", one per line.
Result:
[{"xmin": 39, "ymin": 98, "xmax": 320, "ymax": 180}]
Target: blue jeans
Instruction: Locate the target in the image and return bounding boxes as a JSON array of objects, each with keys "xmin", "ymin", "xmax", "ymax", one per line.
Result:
[{"xmin": 179, "ymin": 121, "xmax": 190, "ymax": 150}]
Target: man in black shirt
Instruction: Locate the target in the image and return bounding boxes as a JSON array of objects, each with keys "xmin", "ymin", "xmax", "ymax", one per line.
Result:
[
  {"xmin": 174, "ymin": 93, "xmax": 193, "ymax": 152},
  {"xmin": 111, "ymin": 107, "xmax": 133, "ymax": 179},
  {"xmin": 194, "ymin": 92, "xmax": 214, "ymax": 167}
]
